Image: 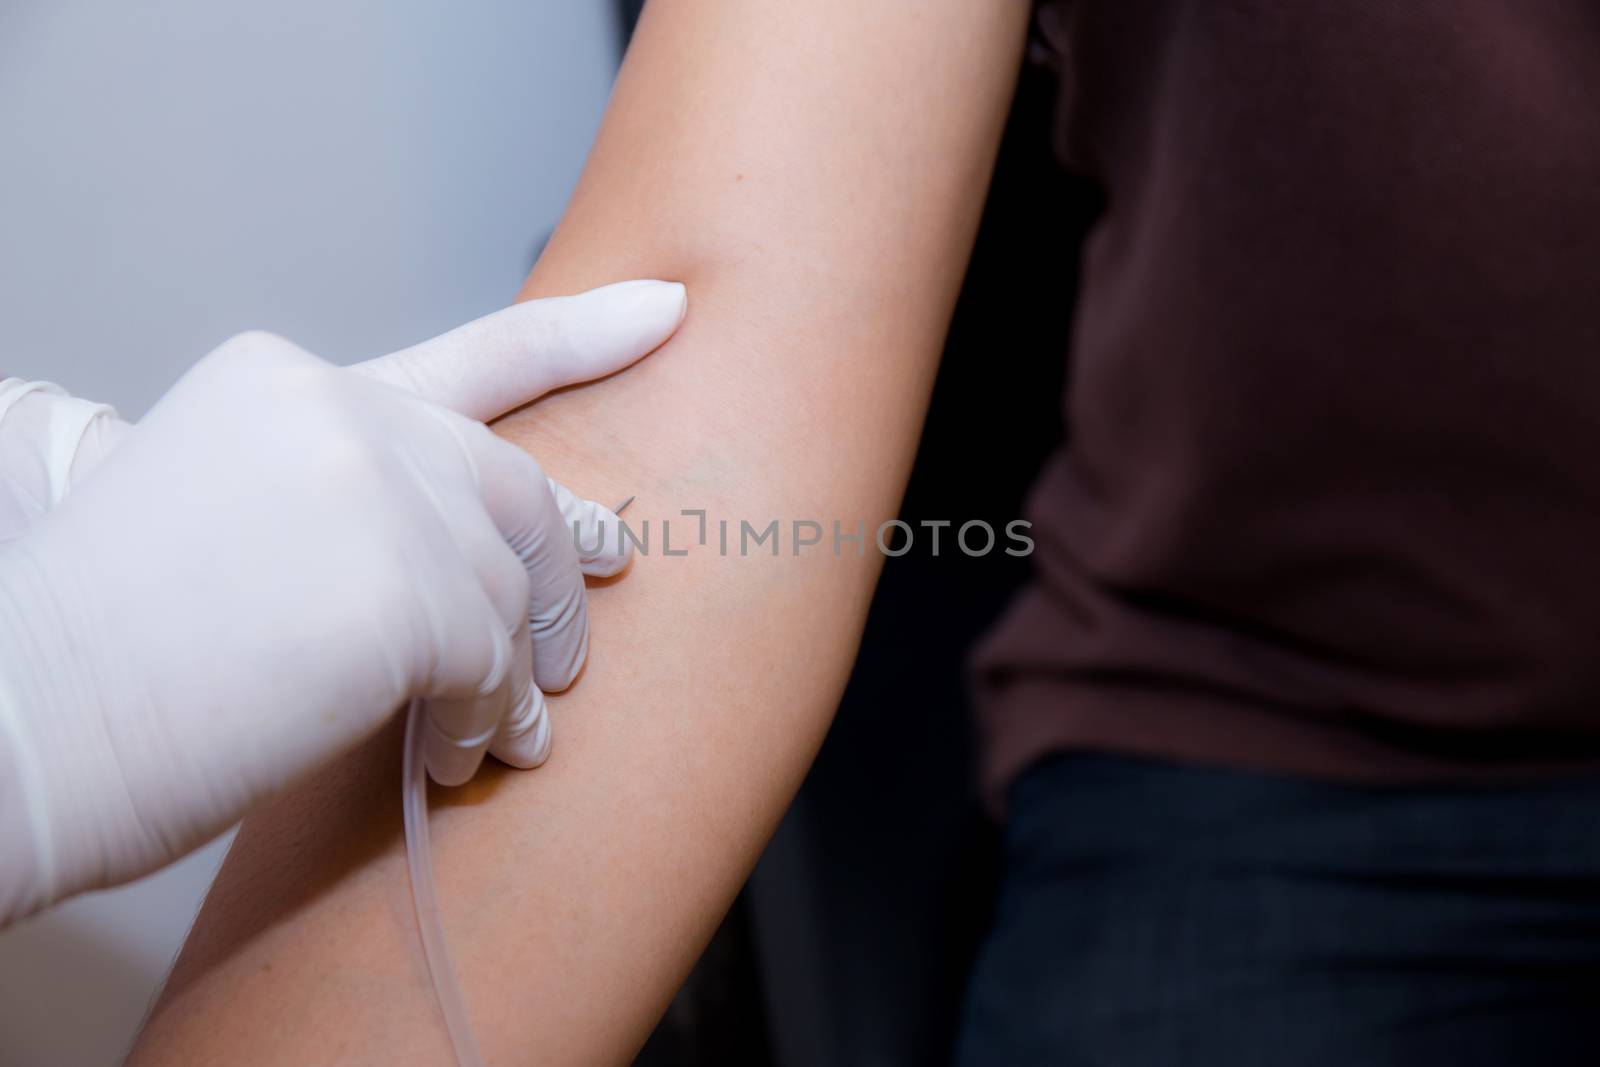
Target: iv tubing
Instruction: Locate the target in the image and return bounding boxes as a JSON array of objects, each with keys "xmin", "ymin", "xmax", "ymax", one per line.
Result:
[{"xmin": 402, "ymin": 698, "xmax": 487, "ymax": 1067}]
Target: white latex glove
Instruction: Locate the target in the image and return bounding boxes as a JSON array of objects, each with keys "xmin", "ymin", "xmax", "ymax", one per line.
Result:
[{"xmin": 0, "ymin": 280, "xmax": 685, "ymax": 924}]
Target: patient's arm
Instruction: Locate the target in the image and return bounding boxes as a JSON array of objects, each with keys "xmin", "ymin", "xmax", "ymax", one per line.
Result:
[{"xmin": 127, "ymin": 1, "xmax": 1029, "ymax": 1062}]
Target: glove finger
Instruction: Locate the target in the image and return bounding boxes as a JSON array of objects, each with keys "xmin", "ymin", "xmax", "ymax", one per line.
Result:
[
  {"xmin": 349, "ymin": 279, "xmax": 686, "ymax": 422},
  {"xmin": 435, "ymin": 411, "xmax": 593, "ymax": 693},
  {"xmin": 417, "ymin": 470, "xmax": 536, "ymax": 785},
  {"xmin": 487, "ymin": 621, "xmax": 554, "ymax": 770},
  {"xmin": 419, "ymin": 549, "xmax": 522, "ymax": 787},
  {"xmin": 420, "ymin": 588, "xmax": 516, "ymax": 788},
  {"xmin": 423, "ymin": 680, "xmax": 511, "ymax": 788},
  {"xmin": 547, "ymin": 477, "xmax": 633, "ymax": 577}
]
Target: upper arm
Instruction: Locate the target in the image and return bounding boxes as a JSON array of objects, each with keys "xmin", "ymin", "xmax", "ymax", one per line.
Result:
[
  {"xmin": 129, "ymin": 3, "xmax": 1030, "ymax": 1064},
  {"xmin": 514, "ymin": 0, "xmax": 1030, "ymax": 505}
]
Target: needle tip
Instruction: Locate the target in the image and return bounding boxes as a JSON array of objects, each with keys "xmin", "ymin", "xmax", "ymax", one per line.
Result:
[{"xmin": 613, "ymin": 495, "xmax": 635, "ymax": 515}]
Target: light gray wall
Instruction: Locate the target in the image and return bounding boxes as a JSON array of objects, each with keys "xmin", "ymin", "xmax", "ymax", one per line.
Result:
[
  {"xmin": 0, "ymin": 3, "xmax": 618, "ymax": 1063},
  {"xmin": 0, "ymin": 0, "xmax": 618, "ymax": 413}
]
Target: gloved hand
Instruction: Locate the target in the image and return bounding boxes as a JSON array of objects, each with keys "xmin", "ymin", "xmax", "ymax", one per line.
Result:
[{"xmin": 0, "ymin": 280, "xmax": 685, "ymax": 924}]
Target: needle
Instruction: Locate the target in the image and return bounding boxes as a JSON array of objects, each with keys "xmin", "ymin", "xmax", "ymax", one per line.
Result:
[{"xmin": 613, "ymin": 495, "xmax": 635, "ymax": 515}]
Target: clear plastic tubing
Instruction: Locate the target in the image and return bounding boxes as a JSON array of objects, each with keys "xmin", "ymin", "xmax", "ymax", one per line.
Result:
[{"xmin": 402, "ymin": 698, "xmax": 487, "ymax": 1067}]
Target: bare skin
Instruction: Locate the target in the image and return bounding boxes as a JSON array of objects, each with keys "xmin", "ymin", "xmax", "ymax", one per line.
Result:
[{"xmin": 127, "ymin": 2, "xmax": 1030, "ymax": 1063}]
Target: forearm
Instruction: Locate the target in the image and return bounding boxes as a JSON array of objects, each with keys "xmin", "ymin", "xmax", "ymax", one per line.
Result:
[{"xmin": 130, "ymin": 2, "xmax": 1028, "ymax": 1063}]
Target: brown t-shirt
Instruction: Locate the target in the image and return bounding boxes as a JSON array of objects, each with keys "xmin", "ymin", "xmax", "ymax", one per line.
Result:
[{"xmin": 972, "ymin": 0, "xmax": 1600, "ymax": 811}]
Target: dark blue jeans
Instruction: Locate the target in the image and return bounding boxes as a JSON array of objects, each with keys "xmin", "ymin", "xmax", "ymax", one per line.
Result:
[{"xmin": 956, "ymin": 755, "xmax": 1600, "ymax": 1066}]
